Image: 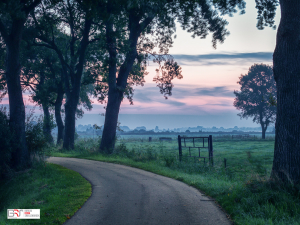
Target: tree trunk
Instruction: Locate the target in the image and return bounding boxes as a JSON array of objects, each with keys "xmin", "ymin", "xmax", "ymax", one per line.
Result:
[
  {"xmin": 99, "ymin": 14, "xmax": 141, "ymax": 153},
  {"xmin": 271, "ymin": 0, "xmax": 300, "ymax": 185},
  {"xmin": 5, "ymin": 21, "xmax": 29, "ymax": 170},
  {"xmin": 63, "ymin": 96, "xmax": 78, "ymax": 149},
  {"xmin": 54, "ymin": 85, "xmax": 64, "ymax": 145},
  {"xmin": 261, "ymin": 123, "xmax": 267, "ymax": 139},
  {"xmin": 42, "ymin": 104, "xmax": 54, "ymax": 144},
  {"xmin": 100, "ymin": 88, "xmax": 123, "ymax": 153},
  {"xmin": 61, "ymin": 18, "xmax": 91, "ymax": 150}
]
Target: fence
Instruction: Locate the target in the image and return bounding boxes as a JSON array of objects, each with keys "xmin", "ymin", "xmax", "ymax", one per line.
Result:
[
  {"xmin": 178, "ymin": 135, "xmax": 213, "ymax": 166},
  {"xmin": 159, "ymin": 137, "xmax": 172, "ymax": 141},
  {"xmin": 232, "ymin": 134, "xmax": 252, "ymax": 139}
]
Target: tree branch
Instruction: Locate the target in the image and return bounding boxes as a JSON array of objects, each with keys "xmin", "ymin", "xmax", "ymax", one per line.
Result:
[
  {"xmin": 32, "ymin": 41, "xmax": 55, "ymax": 50},
  {"xmin": 138, "ymin": 14, "xmax": 155, "ymax": 33},
  {"xmin": 24, "ymin": 0, "xmax": 42, "ymax": 14},
  {"xmin": 0, "ymin": 19, "xmax": 8, "ymax": 43}
]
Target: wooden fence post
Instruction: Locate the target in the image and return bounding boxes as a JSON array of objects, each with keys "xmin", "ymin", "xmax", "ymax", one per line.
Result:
[
  {"xmin": 178, "ymin": 135, "xmax": 182, "ymax": 162},
  {"xmin": 209, "ymin": 135, "xmax": 213, "ymax": 166}
]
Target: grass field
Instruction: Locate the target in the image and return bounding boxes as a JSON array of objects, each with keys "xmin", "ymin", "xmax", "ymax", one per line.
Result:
[
  {"xmin": 0, "ymin": 162, "xmax": 91, "ymax": 225},
  {"xmin": 47, "ymin": 134, "xmax": 300, "ymax": 225}
]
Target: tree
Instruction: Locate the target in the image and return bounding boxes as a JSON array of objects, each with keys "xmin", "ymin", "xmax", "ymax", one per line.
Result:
[
  {"xmin": 97, "ymin": 0, "xmax": 245, "ymax": 153},
  {"xmin": 270, "ymin": 0, "xmax": 300, "ymax": 185},
  {"xmin": 30, "ymin": 0, "xmax": 97, "ymax": 149},
  {"xmin": 251, "ymin": 0, "xmax": 300, "ymax": 185},
  {"xmin": 233, "ymin": 64, "xmax": 277, "ymax": 139},
  {"xmin": 21, "ymin": 40, "xmax": 94, "ymax": 145},
  {"xmin": 21, "ymin": 44, "xmax": 60, "ymax": 144},
  {"xmin": 0, "ymin": 0, "xmax": 41, "ymax": 169}
]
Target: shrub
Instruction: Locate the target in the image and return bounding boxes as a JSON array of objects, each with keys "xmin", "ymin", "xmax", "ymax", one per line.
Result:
[
  {"xmin": 162, "ymin": 154, "xmax": 175, "ymax": 167},
  {"xmin": 25, "ymin": 113, "xmax": 47, "ymax": 161},
  {"xmin": 0, "ymin": 107, "xmax": 13, "ymax": 179}
]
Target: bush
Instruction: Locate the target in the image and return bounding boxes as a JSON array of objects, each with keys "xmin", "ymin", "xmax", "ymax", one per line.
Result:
[
  {"xmin": 162, "ymin": 154, "xmax": 176, "ymax": 167},
  {"xmin": 25, "ymin": 114, "xmax": 47, "ymax": 160},
  {"xmin": 0, "ymin": 107, "xmax": 13, "ymax": 179},
  {"xmin": 0, "ymin": 108, "xmax": 49, "ymax": 180}
]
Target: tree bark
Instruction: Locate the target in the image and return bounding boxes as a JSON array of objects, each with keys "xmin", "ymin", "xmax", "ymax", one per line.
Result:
[
  {"xmin": 99, "ymin": 17, "xmax": 119, "ymax": 153},
  {"xmin": 5, "ymin": 19, "xmax": 29, "ymax": 170},
  {"xmin": 100, "ymin": 88, "xmax": 123, "ymax": 153},
  {"xmin": 42, "ymin": 104, "xmax": 54, "ymax": 144},
  {"xmin": 271, "ymin": 0, "xmax": 300, "ymax": 185},
  {"xmin": 63, "ymin": 96, "xmax": 77, "ymax": 149},
  {"xmin": 54, "ymin": 85, "xmax": 64, "ymax": 145}
]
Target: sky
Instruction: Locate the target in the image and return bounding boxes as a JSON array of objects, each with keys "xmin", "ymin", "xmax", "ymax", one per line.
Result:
[
  {"xmin": 80, "ymin": 1, "xmax": 280, "ymax": 129},
  {"xmin": 1, "ymin": 1, "xmax": 281, "ymax": 130}
]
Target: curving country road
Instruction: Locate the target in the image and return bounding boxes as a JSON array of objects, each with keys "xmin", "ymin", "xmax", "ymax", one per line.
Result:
[{"xmin": 47, "ymin": 157, "xmax": 231, "ymax": 225}]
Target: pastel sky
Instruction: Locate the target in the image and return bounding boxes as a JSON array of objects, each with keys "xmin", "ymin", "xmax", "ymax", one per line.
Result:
[
  {"xmin": 95, "ymin": 1, "xmax": 280, "ymax": 128},
  {"xmin": 1, "ymin": 1, "xmax": 281, "ymax": 129}
]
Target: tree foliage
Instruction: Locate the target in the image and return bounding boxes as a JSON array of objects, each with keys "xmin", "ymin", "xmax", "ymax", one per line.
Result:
[
  {"xmin": 27, "ymin": 0, "xmax": 98, "ymax": 149},
  {"xmin": 234, "ymin": 63, "xmax": 276, "ymax": 139},
  {"xmin": 95, "ymin": 0, "xmax": 247, "ymax": 152}
]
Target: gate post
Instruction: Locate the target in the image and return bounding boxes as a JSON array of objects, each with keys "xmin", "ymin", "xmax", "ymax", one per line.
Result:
[
  {"xmin": 178, "ymin": 135, "xmax": 182, "ymax": 162},
  {"xmin": 209, "ymin": 135, "xmax": 213, "ymax": 166}
]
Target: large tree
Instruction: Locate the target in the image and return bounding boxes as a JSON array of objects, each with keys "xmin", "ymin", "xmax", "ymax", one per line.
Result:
[
  {"xmin": 21, "ymin": 44, "xmax": 61, "ymax": 144},
  {"xmin": 233, "ymin": 64, "xmax": 277, "ymax": 139},
  {"xmin": 30, "ymin": 0, "xmax": 97, "ymax": 149},
  {"xmin": 96, "ymin": 0, "xmax": 246, "ymax": 153},
  {"xmin": 237, "ymin": 0, "xmax": 300, "ymax": 185},
  {"xmin": 0, "ymin": 0, "xmax": 41, "ymax": 169},
  {"xmin": 269, "ymin": 0, "xmax": 300, "ymax": 185},
  {"xmin": 21, "ymin": 41, "xmax": 94, "ymax": 145}
]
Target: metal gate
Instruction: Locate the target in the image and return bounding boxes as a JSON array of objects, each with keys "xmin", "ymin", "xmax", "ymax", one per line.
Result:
[{"xmin": 177, "ymin": 135, "xmax": 213, "ymax": 166}]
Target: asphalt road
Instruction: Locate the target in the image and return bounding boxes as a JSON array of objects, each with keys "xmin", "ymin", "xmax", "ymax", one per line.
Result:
[{"xmin": 47, "ymin": 157, "xmax": 231, "ymax": 225}]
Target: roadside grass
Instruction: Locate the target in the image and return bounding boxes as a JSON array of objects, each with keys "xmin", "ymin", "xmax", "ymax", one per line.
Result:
[
  {"xmin": 0, "ymin": 162, "xmax": 91, "ymax": 225},
  {"xmin": 47, "ymin": 136, "xmax": 300, "ymax": 225}
]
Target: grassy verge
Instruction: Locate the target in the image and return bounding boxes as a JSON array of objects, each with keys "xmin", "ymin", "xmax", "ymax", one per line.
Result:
[
  {"xmin": 0, "ymin": 162, "xmax": 91, "ymax": 225},
  {"xmin": 47, "ymin": 137, "xmax": 300, "ymax": 225}
]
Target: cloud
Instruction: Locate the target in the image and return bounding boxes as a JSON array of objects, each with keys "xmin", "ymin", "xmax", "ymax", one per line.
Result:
[
  {"xmin": 162, "ymin": 99, "xmax": 186, "ymax": 106},
  {"xmin": 133, "ymin": 90, "xmax": 155, "ymax": 103},
  {"xmin": 170, "ymin": 85, "xmax": 235, "ymax": 99},
  {"xmin": 125, "ymin": 84, "xmax": 236, "ymax": 114},
  {"xmin": 128, "ymin": 86, "xmax": 187, "ymax": 106},
  {"xmin": 131, "ymin": 84, "xmax": 236, "ymax": 103},
  {"xmin": 206, "ymin": 103, "xmax": 232, "ymax": 106},
  {"xmin": 148, "ymin": 52, "xmax": 273, "ymax": 66},
  {"xmin": 173, "ymin": 52, "xmax": 273, "ymax": 61},
  {"xmin": 194, "ymin": 86, "xmax": 235, "ymax": 97}
]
